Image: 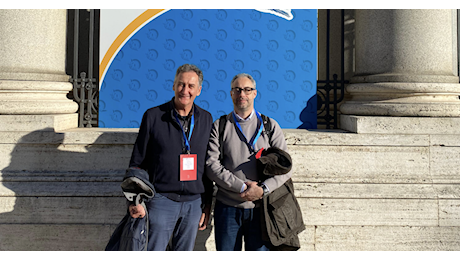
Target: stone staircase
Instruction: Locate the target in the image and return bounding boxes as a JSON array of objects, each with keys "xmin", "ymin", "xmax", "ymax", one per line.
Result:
[{"xmin": 0, "ymin": 127, "xmax": 459, "ymax": 250}]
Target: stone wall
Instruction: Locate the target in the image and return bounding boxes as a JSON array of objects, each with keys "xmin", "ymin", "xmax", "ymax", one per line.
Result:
[{"xmin": 0, "ymin": 128, "xmax": 459, "ymax": 250}]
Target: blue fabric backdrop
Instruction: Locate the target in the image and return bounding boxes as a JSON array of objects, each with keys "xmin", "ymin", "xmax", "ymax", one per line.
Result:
[{"xmin": 99, "ymin": 9, "xmax": 317, "ymax": 129}]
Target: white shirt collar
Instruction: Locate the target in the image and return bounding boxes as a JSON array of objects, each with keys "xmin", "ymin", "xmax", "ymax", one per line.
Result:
[{"xmin": 233, "ymin": 109, "xmax": 255, "ymax": 122}]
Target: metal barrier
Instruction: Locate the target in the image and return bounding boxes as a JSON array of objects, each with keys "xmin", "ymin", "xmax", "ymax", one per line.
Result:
[
  {"xmin": 316, "ymin": 9, "xmax": 348, "ymax": 129},
  {"xmin": 67, "ymin": 9, "xmax": 100, "ymax": 127}
]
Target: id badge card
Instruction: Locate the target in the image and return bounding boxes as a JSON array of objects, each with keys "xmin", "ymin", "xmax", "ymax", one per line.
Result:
[{"xmin": 180, "ymin": 154, "xmax": 197, "ymax": 181}]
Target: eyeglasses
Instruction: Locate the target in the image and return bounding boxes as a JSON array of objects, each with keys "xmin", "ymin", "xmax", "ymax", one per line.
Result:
[{"xmin": 231, "ymin": 87, "xmax": 256, "ymax": 95}]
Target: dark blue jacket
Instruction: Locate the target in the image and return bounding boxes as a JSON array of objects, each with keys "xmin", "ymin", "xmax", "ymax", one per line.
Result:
[
  {"xmin": 129, "ymin": 98, "xmax": 213, "ymax": 203},
  {"xmin": 106, "ymin": 168, "xmax": 154, "ymax": 251}
]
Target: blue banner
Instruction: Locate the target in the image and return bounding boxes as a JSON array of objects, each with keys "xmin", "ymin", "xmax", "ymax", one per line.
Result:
[{"xmin": 99, "ymin": 9, "xmax": 317, "ymax": 129}]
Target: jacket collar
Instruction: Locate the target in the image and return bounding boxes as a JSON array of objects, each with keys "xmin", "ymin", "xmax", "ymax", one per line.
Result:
[{"xmin": 168, "ymin": 97, "xmax": 199, "ymax": 122}]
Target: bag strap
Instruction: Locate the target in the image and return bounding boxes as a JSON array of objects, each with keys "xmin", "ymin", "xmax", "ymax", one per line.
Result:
[
  {"xmin": 218, "ymin": 114, "xmax": 227, "ymax": 161},
  {"xmin": 260, "ymin": 114, "xmax": 273, "ymax": 146}
]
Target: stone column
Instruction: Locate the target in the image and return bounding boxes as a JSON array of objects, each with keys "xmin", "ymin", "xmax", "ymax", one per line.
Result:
[
  {"xmin": 340, "ymin": 9, "xmax": 460, "ymax": 134},
  {"xmin": 0, "ymin": 9, "xmax": 78, "ymax": 131}
]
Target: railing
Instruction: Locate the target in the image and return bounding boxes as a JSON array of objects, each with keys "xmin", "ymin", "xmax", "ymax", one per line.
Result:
[
  {"xmin": 67, "ymin": 9, "xmax": 100, "ymax": 127},
  {"xmin": 316, "ymin": 9, "xmax": 348, "ymax": 129}
]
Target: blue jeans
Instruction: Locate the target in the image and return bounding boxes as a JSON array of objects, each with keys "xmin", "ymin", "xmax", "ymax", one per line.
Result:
[
  {"xmin": 214, "ymin": 200, "xmax": 271, "ymax": 251},
  {"xmin": 145, "ymin": 193, "xmax": 202, "ymax": 251}
]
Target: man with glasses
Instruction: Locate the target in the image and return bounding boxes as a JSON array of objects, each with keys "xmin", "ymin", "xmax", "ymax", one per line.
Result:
[{"xmin": 206, "ymin": 73, "xmax": 291, "ymax": 251}]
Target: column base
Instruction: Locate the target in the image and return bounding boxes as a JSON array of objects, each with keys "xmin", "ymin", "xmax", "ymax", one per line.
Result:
[
  {"xmin": 0, "ymin": 114, "xmax": 78, "ymax": 132},
  {"xmin": 0, "ymin": 80, "xmax": 78, "ymax": 115},
  {"xmin": 340, "ymin": 115, "xmax": 460, "ymax": 134},
  {"xmin": 339, "ymin": 82, "xmax": 460, "ymax": 117}
]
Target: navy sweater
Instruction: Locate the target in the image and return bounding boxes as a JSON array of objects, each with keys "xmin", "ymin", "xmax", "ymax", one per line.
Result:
[{"xmin": 129, "ymin": 98, "xmax": 213, "ymax": 202}]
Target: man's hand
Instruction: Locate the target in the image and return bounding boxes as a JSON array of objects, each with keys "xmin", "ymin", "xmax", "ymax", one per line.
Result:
[
  {"xmin": 240, "ymin": 181, "xmax": 263, "ymax": 201},
  {"xmin": 129, "ymin": 204, "xmax": 146, "ymax": 218},
  {"xmin": 198, "ymin": 204, "xmax": 211, "ymax": 230}
]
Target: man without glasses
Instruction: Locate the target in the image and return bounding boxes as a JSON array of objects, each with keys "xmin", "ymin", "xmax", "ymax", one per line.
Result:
[{"xmin": 128, "ymin": 64, "xmax": 213, "ymax": 251}]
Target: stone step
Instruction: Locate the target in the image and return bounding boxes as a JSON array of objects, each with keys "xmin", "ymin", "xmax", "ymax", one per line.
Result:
[
  {"xmin": 0, "ymin": 224, "xmax": 115, "ymax": 251},
  {"xmin": 1, "ymin": 180, "xmax": 460, "ymax": 199},
  {"xmin": 2, "ymin": 129, "xmax": 460, "ymax": 183},
  {"xmin": 0, "ymin": 180, "xmax": 457, "ymax": 229},
  {"xmin": 1, "ymin": 223, "xmax": 459, "ymax": 251}
]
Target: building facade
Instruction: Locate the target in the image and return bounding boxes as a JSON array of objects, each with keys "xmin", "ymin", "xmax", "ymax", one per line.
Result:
[{"xmin": 0, "ymin": 9, "xmax": 459, "ymax": 250}]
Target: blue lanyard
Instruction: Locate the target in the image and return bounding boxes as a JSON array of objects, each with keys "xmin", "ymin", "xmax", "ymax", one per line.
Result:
[
  {"xmin": 232, "ymin": 110, "xmax": 264, "ymax": 152},
  {"xmin": 175, "ymin": 112, "xmax": 195, "ymax": 153}
]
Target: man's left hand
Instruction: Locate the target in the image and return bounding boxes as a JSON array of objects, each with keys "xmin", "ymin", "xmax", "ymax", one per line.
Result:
[
  {"xmin": 198, "ymin": 204, "xmax": 211, "ymax": 230},
  {"xmin": 240, "ymin": 181, "xmax": 263, "ymax": 201}
]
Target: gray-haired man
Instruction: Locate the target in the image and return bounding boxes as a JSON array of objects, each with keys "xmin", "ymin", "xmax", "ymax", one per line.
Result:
[{"xmin": 128, "ymin": 64, "xmax": 213, "ymax": 250}]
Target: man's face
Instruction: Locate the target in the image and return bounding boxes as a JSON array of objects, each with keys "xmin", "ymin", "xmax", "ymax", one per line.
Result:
[
  {"xmin": 172, "ymin": 71, "xmax": 202, "ymax": 109},
  {"xmin": 230, "ymin": 76, "xmax": 257, "ymax": 112}
]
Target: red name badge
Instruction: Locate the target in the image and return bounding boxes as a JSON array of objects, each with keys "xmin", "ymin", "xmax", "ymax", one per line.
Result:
[{"xmin": 180, "ymin": 154, "xmax": 197, "ymax": 181}]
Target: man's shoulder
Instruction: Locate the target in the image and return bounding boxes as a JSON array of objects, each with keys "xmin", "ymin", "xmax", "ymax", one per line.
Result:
[
  {"xmin": 215, "ymin": 113, "xmax": 231, "ymax": 127},
  {"xmin": 143, "ymin": 100, "xmax": 171, "ymax": 114}
]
